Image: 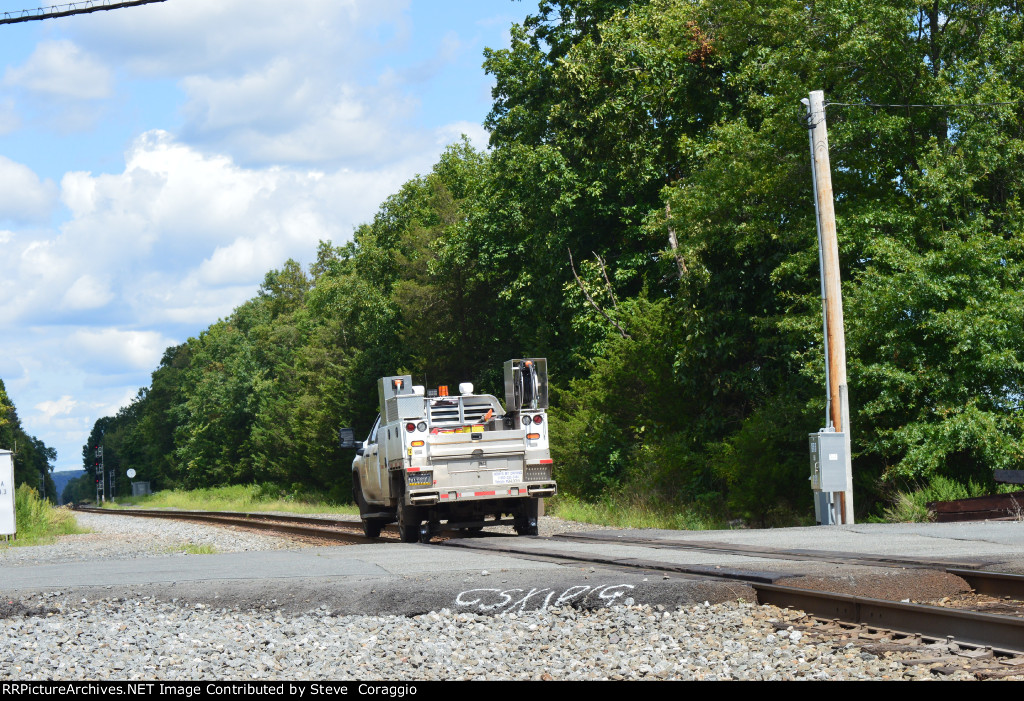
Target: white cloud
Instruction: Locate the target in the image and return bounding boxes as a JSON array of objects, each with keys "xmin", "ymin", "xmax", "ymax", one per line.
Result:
[
  {"xmin": 66, "ymin": 328, "xmax": 177, "ymax": 373},
  {"xmin": 92, "ymin": 388, "xmax": 141, "ymax": 421},
  {"xmin": 196, "ymin": 237, "xmax": 287, "ymax": 287},
  {"xmin": 34, "ymin": 395, "xmax": 77, "ymax": 424},
  {"xmin": 53, "ymin": 0, "xmax": 455, "ymax": 169},
  {"xmin": 62, "ymin": 275, "xmax": 115, "ymax": 310},
  {"xmin": 434, "ymin": 121, "xmax": 490, "ymax": 153},
  {"xmin": 181, "ymin": 75, "xmax": 422, "ymax": 166},
  {"xmin": 0, "ymin": 130, "xmax": 425, "ymax": 327},
  {"xmin": 71, "ymin": 0, "xmax": 411, "ymax": 77},
  {"xmin": 3, "ymin": 40, "xmax": 113, "ymax": 100},
  {"xmin": 0, "ymin": 156, "xmax": 58, "ymax": 223}
]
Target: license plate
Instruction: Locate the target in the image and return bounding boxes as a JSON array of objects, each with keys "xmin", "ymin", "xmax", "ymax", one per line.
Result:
[
  {"xmin": 408, "ymin": 473, "xmax": 432, "ymax": 487},
  {"xmin": 492, "ymin": 470, "xmax": 523, "ymax": 485}
]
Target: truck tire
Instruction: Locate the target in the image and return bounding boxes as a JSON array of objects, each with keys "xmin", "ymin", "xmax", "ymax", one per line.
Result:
[
  {"xmin": 514, "ymin": 498, "xmax": 540, "ymax": 536},
  {"xmin": 397, "ymin": 496, "xmax": 422, "ymax": 543},
  {"xmin": 362, "ymin": 518, "xmax": 383, "ymax": 539},
  {"xmin": 354, "ymin": 477, "xmax": 385, "ymax": 538}
]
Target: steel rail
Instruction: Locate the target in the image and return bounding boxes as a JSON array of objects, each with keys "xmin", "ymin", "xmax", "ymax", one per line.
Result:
[
  {"xmin": 74, "ymin": 505, "xmax": 386, "ymax": 543},
  {"xmin": 554, "ymin": 532, "xmax": 1024, "ymax": 600},
  {"xmin": 948, "ymin": 569, "xmax": 1024, "ymax": 600},
  {"xmin": 755, "ymin": 583, "xmax": 1024, "ymax": 655},
  {"xmin": 553, "ymin": 531, "xmax": 993, "ymax": 569}
]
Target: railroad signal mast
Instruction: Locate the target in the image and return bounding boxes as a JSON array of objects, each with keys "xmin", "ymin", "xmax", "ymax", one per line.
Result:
[{"xmin": 94, "ymin": 445, "xmax": 104, "ymax": 504}]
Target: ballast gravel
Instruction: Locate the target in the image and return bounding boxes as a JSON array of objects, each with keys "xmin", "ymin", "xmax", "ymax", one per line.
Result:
[
  {"xmin": 0, "ymin": 510, "xmax": 980, "ymax": 681},
  {"xmin": 5, "ymin": 596, "xmax": 963, "ymax": 681},
  {"xmin": 0, "ymin": 511, "xmax": 298, "ymax": 568}
]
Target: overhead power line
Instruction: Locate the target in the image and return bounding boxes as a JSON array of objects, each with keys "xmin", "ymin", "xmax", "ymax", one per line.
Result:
[
  {"xmin": 0, "ymin": 0, "xmax": 166, "ymax": 25},
  {"xmin": 827, "ymin": 100, "xmax": 1024, "ymax": 110}
]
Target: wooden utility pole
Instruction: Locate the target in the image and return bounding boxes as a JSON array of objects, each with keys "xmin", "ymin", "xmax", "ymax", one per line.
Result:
[{"xmin": 806, "ymin": 90, "xmax": 855, "ymax": 524}]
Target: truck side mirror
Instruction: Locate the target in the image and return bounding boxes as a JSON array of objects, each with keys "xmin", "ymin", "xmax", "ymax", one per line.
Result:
[{"xmin": 339, "ymin": 427, "xmax": 357, "ymax": 449}]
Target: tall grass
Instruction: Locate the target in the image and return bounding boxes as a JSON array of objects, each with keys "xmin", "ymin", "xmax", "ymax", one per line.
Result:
[
  {"xmin": 107, "ymin": 483, "xmax": 359, "ymax": 515},
  {"xmin": 878, "ymin": 475, "xmax": 991, "ymax": 523},
  {"xmin": 549, "ymin": 493, "xmax": 726, "ymax": 530},
  {"xmin": 2, "ymin": 485, "xmax": 86, "ymax": 547}
]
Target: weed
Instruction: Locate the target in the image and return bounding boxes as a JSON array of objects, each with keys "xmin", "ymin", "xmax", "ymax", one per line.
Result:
[
  {"xmin": 548, "ymin": 492, "xmax": 725, "ymax": 530},
  {"xmin": 167, "ymin": 544, "xmax": 217, "ymax": 555},
  {"xmin": 1, "ymin": 485, "xmax": 87, "ymax": 547},
  {"xmin": 878, "ymin": 475, "xmax": 992, "ymax": 523},
  {"xmin": 105, "ymin": 484, "xmax": 359, "ymax": 516}
]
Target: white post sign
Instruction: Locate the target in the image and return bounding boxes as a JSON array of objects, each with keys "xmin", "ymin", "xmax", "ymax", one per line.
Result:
[{"xmin": 0, "ymin": 450, "xmax": 15, "ymax": 536}]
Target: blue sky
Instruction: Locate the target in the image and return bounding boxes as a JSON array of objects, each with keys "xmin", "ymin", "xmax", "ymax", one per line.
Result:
[{"xmin": 0, "ymin": 0, "xmax": 523, "ymax": 471}]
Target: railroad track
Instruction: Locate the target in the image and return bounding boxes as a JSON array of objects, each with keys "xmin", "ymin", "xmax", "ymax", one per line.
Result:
[
  {"xmin": 75, "ymin": 506, "xmax": 1024, "ymax": 662},
  {"xmin": 73, "ymin": 505, "xmax": 392, "ymax": 544},
  {"xmin": 442, "ymin": 534, "xmax": 1024, "ymax": 670},
  {"xmin": 550, "ymin": 531, "xmax": 1024, "ymax": 599}
]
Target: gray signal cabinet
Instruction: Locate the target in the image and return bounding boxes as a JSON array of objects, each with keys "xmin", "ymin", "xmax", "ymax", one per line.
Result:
[
  {"xmin": 0, "ymin": 450, "xmax": 15, "ymax": 537},
  {"xmin": 808, "ymin": 431, "xmax": 848, "ymax": 493}
]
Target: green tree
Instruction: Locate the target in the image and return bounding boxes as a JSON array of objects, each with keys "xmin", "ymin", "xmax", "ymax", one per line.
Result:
[
  {"xmin": 2, "ymin": 379, "xmax": 57, "ymax": 500},
  {"xmin": 495, "ymin": 0, "xmax": 1024, "ymax": 518}
]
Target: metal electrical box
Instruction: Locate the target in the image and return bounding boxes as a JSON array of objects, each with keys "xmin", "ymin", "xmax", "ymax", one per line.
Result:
[
  {"xmin": 809, "ymin": 431, "xmax": 848, "ymax": 492},
  {"xmin": 0, "ymin": 450, "xmax": 15, "ymax": 537},
  {"xmin": 379, "ymin": 375, "xmax": 425, "ymax": 423}
]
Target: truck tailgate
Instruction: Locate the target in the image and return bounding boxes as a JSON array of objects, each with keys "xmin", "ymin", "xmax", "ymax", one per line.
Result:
[
  {"xmin": 434, "ymin": 454, "xmax": 526, "ymax": 489},
  {"xmin": 426, "ymin": 428, "xmax": 526, "ymax": 458}
]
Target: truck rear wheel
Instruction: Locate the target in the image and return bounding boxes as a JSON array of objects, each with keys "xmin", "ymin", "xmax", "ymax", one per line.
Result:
[
  {"xmin": 397, "ymin": 497, "xmax": 422, "ymax": 543},
  {"xmin": 514, "ymin": 498, "xmax": 539, "ymax": 536}
]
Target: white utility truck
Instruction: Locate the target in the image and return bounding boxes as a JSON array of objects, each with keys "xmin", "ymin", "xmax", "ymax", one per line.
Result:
[{"xmin": 339, "ymin": 359, "xmax": 556, "ymax": 542}]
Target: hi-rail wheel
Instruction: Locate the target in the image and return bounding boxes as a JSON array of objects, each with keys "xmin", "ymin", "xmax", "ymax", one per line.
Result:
[
  {"xmin": 515, "ymin": 498, "xmax": 540, "ymax": 536},
  {"xmin": 419, "ymin": 521, "xmax": 438, "ymax": 544}
]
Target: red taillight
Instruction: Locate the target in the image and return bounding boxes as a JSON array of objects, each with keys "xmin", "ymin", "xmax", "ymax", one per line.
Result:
[
  {"xmin": 406, "ymin": 423, "xmax": 416, "ymax": 433},
  {"xmin": 533, "ymin": 414, "xmax": 543, "ymax": 425},
  {"xmin": 527, "ymin": 432, "xmax": 540, "ymax": 440}
]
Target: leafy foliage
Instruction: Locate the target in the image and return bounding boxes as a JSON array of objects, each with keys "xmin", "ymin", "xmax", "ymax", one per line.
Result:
[
  {"xmin": 0, "ymin": 379, "xmax": 57, "ymax": 501},
  {"xmin": 8, "ymin": 485, "xmax": 82, "ymax": 545}
]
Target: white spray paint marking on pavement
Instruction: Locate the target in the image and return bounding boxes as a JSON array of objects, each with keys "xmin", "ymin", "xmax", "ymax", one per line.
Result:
[{"xmin": 455, "ymin": 583, "xmax": 636, "ymax": 613}]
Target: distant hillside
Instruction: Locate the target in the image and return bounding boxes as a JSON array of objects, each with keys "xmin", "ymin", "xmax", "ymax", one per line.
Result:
[{"xmin": 53, "ymin": 470, "xmax": 86, "ymax": 505}]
